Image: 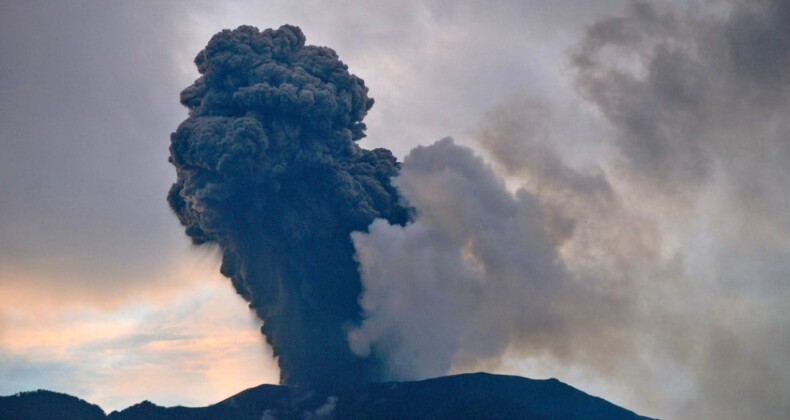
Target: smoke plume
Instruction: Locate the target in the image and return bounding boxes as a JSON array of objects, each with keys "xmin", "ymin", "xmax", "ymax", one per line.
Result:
[
  {"xmin": 349, "ymin": 1, "xmax": 789, "ymax": 419},
  {"xmin": 348, "ymin": 136, "xmax": 636, "ymax": 381},
  {"xmin": 167, "ymin": 25, "xmax": 409, "ymax": 386},
  {"xmin": 166, "ymin": 3, "xmax": 788, "ymax": 416},
  {"xmin": 349, "ymin": 138, "xmax": 575, "ymax": 379}
]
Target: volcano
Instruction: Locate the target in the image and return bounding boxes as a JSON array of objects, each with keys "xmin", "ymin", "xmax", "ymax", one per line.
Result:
[{"xmin": 1, "ymin": 372, "xmax": 655, "ymax": 419}]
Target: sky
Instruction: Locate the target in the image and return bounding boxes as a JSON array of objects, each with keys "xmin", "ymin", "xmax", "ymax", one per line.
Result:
[{"xmin": 1, "ymin": 0, "xmax": 788, "ymax": 418}]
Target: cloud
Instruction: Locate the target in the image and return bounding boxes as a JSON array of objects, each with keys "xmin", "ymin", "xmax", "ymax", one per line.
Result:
[
  {"xmin": 0, "ymin": 1, "xmax": 194, "ymax": 297},
  {"xmin": 0, "ymin": 254, "xmax": 278, "ymax": 412},
  {"xmin": 569, "ymin": 4, "xmax": 790, "ymax": 415},
  {"xmin": 350, "ymin": 2, "xmax": 790, "ymax": 418},
  {"xmin": 572, "ymin": 0, "xmax": 790, "ymax": 205}
]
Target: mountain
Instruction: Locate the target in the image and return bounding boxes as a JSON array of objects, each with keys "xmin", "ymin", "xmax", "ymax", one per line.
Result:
[
  {"xmin": 1, "ymin": 373, "xmax": 656, "ymax": 419},
  {"xmin": 0, "ymin": 390, "xmax": 105, "ymax": 419}
]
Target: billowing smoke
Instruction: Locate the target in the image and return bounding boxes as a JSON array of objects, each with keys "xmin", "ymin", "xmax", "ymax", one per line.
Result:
[
  {"xmin": 349, "ymin": 138, "xmax": 579, "ymax": 379},
  {"xmin": 348, "ymin": 1, "xmax": 789, "ymax": 419},
  {"xmin": 167, "ymin": 25, "xmax": 409, "ymax": 386},
  {"xmin": 348, "ymin": 136, "xmax": 632, "ymax": 381},
  {"xmin": 166, "ymin": 3, "xmax": 788, "ymax": 417}
]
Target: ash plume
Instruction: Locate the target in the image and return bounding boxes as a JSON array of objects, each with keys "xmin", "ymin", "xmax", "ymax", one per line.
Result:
[{"xmin": 167, "ymin": 25, "xmax": 409, "ymax": 386}]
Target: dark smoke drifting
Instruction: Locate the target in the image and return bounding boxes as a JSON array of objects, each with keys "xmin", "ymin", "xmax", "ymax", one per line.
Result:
[{"xmin": 167, "ymin": 25, "xmax": 409, "ymax": 386}]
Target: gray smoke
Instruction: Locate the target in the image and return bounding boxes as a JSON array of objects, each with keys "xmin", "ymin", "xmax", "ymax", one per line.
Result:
[
  {"xmin": 572, "ymin": 0, "xmax": 790, "ymax": 202},
  {"xmin": 569, "ymin": 1, "xmax": 790, "ymax": 418},
  {"xmin": 167, "ymin": 25, "xmax": 409, "ymax": 386},
  {"xmin": 348, "ymin": 1, "xmax": 789, "ymax": 419},
  {"xmin": 164, "ymin": 3, "xmax": 788, "ymax": 417},
  {"xmin": 349, "ymin": 138, "xmax": 625, "ymax": 379}
]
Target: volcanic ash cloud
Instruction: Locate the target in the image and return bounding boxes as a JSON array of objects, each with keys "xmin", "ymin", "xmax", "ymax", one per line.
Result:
[{"xmin": 167, "ymin": 25, "xmax": 409, "ymax": 386}]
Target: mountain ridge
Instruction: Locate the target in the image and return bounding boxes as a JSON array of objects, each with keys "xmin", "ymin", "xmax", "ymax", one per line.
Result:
[{"xmin": 1, "ymin": 372, "xmax": 657, "ymax": 419}]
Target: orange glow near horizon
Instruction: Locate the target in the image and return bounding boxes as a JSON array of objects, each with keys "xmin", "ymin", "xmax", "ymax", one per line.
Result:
[{"xmin": 0, "ymin": 249, "xmax": 280, "ymax": 412}]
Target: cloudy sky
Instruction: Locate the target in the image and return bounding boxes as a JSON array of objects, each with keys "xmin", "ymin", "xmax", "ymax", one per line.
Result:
[{"xmin": 1, "ymin": 1, "xmax": 788, "ymax": 418}]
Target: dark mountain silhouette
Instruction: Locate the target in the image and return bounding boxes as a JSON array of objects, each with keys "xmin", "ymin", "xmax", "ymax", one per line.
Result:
[
  {"xmin": 0, "ymin": 390, "xmax": 105, "ymax": 420},
  {"xmin": 1, "ymin": 373, "xmax": 656, "ymax": 419}
]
